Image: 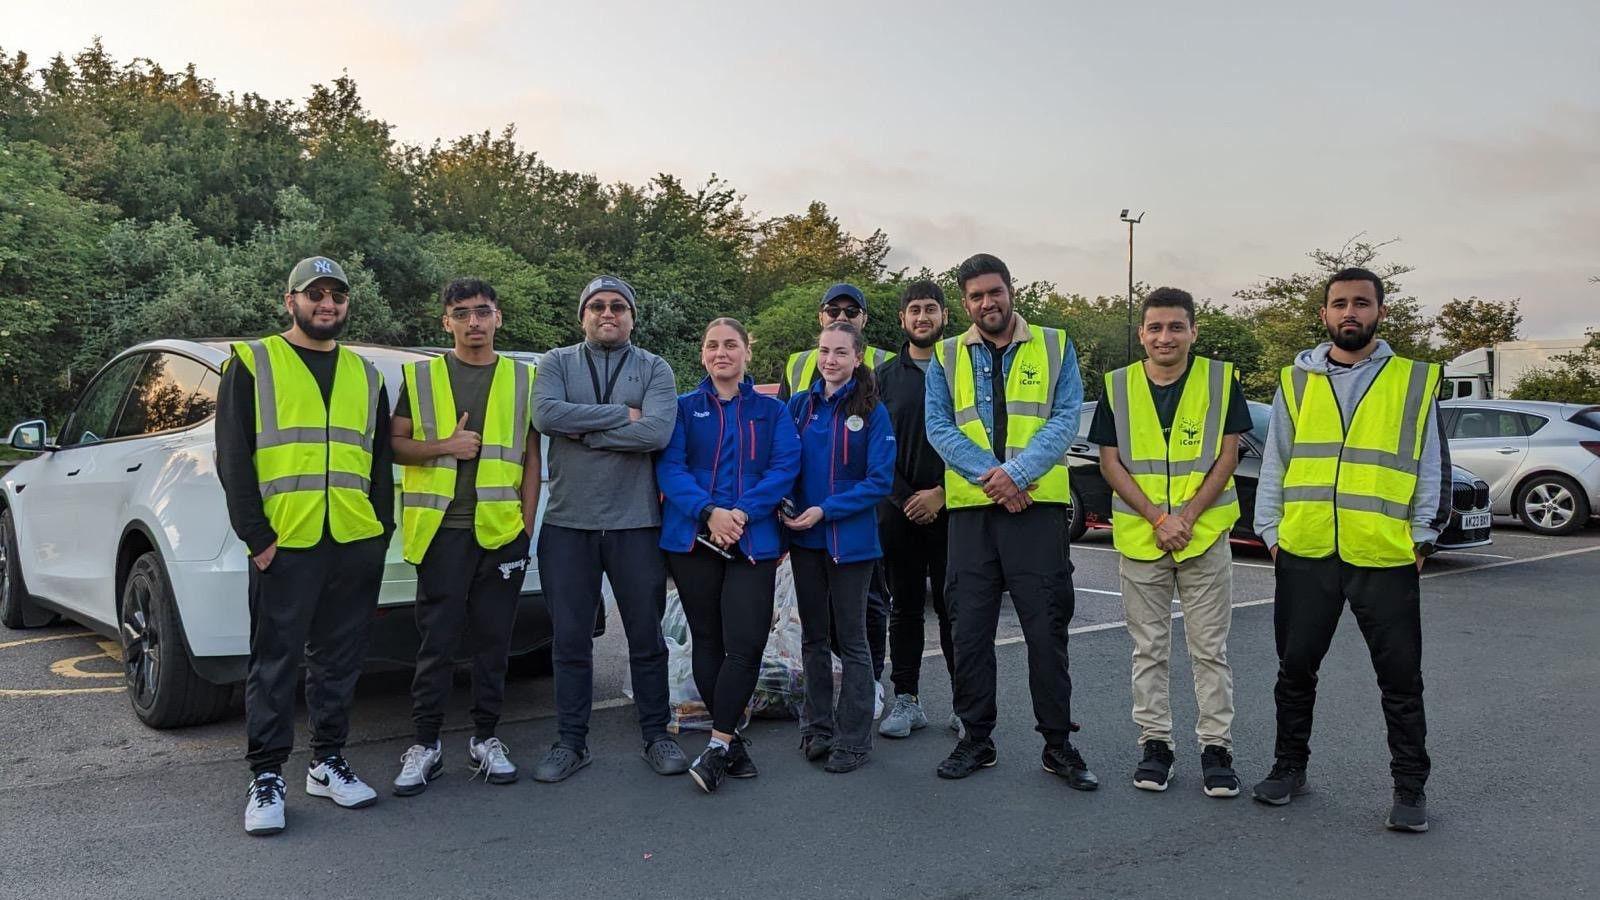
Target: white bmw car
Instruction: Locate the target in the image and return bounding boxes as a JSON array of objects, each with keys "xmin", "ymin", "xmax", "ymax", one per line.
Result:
[{"xmin": 0, "ymin": 339, "xmax": 567, "ymax": 728}]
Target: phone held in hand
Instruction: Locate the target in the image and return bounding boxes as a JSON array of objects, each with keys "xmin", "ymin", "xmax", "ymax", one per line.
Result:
[
  {"xmin": 779, "ymin": 497, "xmax": 799, "ymax": 519},
  {"xmin": 696, "ymin": 532, "xmax": 734, "ymax": 559}
]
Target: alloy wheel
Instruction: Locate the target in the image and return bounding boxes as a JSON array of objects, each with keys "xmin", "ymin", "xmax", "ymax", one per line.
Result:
[
  {"xmin": 120, "ymin": 575, "xmax": 161, "ymax": 708},
  {"xmin": 1524, "ymin": 482, "xmax": 1576, "ymax": 531}
]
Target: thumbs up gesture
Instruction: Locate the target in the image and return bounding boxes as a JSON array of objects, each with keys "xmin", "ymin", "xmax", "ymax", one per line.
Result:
[{"xmin": 441, "ymin": 411, "xmax": 481, "ymax": 460}]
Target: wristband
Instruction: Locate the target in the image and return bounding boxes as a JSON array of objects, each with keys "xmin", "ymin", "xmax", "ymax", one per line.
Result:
[{"xmin": 1153, "ymin": 513, "xmax": 1168, "ymax": 528}]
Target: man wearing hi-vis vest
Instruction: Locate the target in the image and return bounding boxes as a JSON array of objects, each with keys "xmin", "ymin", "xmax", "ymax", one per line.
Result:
[
  {"xmin": 924, "ymin": 253, "xmax": 1097, "ymax": 789},
  {"xmin": 779, "ymin": 283, "xmax": 897, "ymax": 716},
  {"xmin": 1252, "ymin": 267, "xmax": 1450, "ymax": 834},
  {"xmin": 217, "ymin": 256, "xmax": 395, "ymax": 837},
  {"xmin": 1091, "ymin": 288, "xmax": 1252, "ymax": 798},
  {"xmin": 389, "ymin": 279, "xmax": 540, "ymax": 796}
]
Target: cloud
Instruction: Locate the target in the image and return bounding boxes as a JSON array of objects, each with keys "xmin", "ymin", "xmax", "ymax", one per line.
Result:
[{"xmin": 1435, "ymin": 104, "xmax": 1600, "ymax": 197}]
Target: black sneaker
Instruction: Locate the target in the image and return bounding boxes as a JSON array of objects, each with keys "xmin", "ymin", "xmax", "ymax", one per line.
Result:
[
  {"xmin": 1132, "ymin": 740, "xmax": 1174, "ymax": 792},
  {"xmin": 823, "ymin": 747, "xmax": 869, "ymax": 774},
  {"xmin": 725, "ymin": 734, "xmax": 758, "ymax": 779},
  {"xmin": 1201, "ymin": 745, "xmax": 1240, "ymax": 798},
  {"xmin": 936, "ymin": 738, "xmax": 998, "ymax": 779},
  {"xmin": 1386, "ymin": 787, "xmax": 1429, "ymax": 833},
  {"xmin": 689, "ymin": 745, "xmax": 729, "ymax": 794},
  {"xmin": 800, "ymin": 733, "xmax": 833, "ymax": 762},
  {"xmin": 1251, "ymin": 760, "xmax": 1309, "ymax": 805},
  {"xmin": 532, "ymin": 743, "xmax": 592, "ymax": 783},
  {"xmin": 1043, "ymin": 743, "xmax": 1100, "ymax": 791}
]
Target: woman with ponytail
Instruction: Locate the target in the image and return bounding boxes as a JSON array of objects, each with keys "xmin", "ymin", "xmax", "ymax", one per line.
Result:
[{"xmin": 781, "ymin": 322, "xmax": 895, "ymax": 773}]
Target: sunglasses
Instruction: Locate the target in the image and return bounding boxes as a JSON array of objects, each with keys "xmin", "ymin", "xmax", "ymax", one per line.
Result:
[
  {"xmin": 822, "ymin": 306, "xmax": 862, "ymax": 320},
  {"xmin": 446, "ymin": 305, "xmax": 497, "ymax": 322},
  {"xmin": 298, "ymin": 287, "xmax": 349, "ymax": 305},
  {"xmin": 585, "ymin": 299, "xmax": 632, "ymax": 316}
]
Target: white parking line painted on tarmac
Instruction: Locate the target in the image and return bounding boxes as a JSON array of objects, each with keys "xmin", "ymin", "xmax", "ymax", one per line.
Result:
[
  {"xmin": 1437, "ymin": 551, "xmax": 1513, "ymax": 560},
  {"xmin": 1074, "ymin": 543, "xmax": 1274, "ymax": 569},
  {"xmin": 1077, "ymin": 588, "xmax": 1122, "ymax": 596},
  {"xmin": 1422, "ymin": 543, "xmax": 1600, "ymax": 580}
]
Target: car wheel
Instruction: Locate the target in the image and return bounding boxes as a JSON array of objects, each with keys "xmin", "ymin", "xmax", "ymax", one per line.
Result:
[
  {"xmin": 1514, "ymin": 474, "xmax": 1590, "ymax": 537},
  {"xmin": 1067, "ymin": 485, "xmax": 1087, "ymax": 542},
  {"xmin": 0, "ymin": 507, "xmax": 38, "ymax": 629},
  {"xmin": 121, "ymin": 551, "xmax": 234, "ymax": 728}
]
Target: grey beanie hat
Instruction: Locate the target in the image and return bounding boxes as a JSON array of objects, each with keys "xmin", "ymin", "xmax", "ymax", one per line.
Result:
[{"xmin": 578, "ymin": 275, "xmax": 638, "ymax": 316}]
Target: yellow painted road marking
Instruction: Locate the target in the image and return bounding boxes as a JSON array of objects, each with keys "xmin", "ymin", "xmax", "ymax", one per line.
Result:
[
  {"xmin": 0, "ymin": 631, "xmax": 97, "ymax": 651},
  {"xmin": 0, "ymin": 686, "xmax": 123, "ymax": 697}
]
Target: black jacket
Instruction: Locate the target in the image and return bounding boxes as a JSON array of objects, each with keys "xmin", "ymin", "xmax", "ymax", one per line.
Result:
[{"xmin": 875, "ymin": 342, "xmax": 945, "ymax": 509}]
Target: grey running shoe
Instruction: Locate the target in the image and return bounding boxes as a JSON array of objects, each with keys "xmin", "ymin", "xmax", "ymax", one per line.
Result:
[
  {"xmin": 1386, "ymin": 787, "xmax": 1429, "ymax": 833},
  {"xmin": 1251, "ymin": 761, "xmax": 1310, "ymax": 805},
  {"xmin": 393, "ymin": 742, "xmax": 443, "ymax": 796},
  {"xmin": 469, "ymin": 736, "xmax": 518, "ymax": 785},
  {"xmin": 878, "ymin": 694, "xmax": 929, "ymax": 738}
]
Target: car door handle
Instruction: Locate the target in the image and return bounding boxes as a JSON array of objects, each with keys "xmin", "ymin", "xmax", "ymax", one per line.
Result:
[
  {"xmin": 126, "ymin": 463, "xmax": 142, "ymax": 472},
  {"xmin": 66, "ymin": 468, "xmax": 81, "ymax": 477},
  {"xmin": 1495, "ymin": 447, "xmax": 1520, "ymax": 454}
]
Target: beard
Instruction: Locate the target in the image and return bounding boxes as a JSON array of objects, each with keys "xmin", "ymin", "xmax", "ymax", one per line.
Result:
[
  {"xmin": 976, "ymin": 309, "xmax": 1011, "ymax": 336},
  {"xmin": 908, "ymin": 330, "xmax": 941, "ymax": 349},
  {"xmin": 1326, "ymin": 319, "xmax": 1377, "ymax": 352},
  {"xmin": 293, "ymin": 306, "xmax": 347, "ymax": 341}
]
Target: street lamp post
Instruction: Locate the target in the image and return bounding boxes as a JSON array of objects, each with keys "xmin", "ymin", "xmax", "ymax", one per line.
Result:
[{"xmin": 1119, "ymin": 209, "xmax": 1144, "ymax": 364}]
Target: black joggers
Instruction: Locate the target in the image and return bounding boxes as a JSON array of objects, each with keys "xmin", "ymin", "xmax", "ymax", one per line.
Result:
[
  {"xmin": 1271, "ymin": 550, "xmax": 1430, "ymax": 791},
  {"xmin": 410, "ymin": 527, "xmax": 530, "ymax": 746},
  {"xmin": 245, "ymin": 536, "xmax": 386, "ymax": 775},
  {"xmin": 880, "ymin": 506, "xmax": 952, "ymax": 698}
]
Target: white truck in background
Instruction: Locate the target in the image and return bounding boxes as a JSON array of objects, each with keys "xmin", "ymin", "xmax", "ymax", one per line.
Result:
[{"xmin": 1443, "ymin": 339, "xmax": 1588, "ymax": 401}]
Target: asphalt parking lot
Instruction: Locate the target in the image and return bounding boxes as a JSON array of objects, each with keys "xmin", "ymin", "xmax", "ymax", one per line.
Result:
[{"xmin": 2, "ymin": 519, "xmax": 1597, "ymax": 898}]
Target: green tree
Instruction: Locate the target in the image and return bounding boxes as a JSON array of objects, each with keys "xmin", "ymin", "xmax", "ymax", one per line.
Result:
[
  {"xmin": 1509, "ymin": 330, "xmax": 1600, "ymax": 403},
  {"xmin": 1234, "ymin": 235, "xmax": 1435, "ymax": 398},
  {"xmin": 1434, "ymin": 296, "xmax": 1521, "ymax": 360},
  {"xmin": 745, "ymin": 202, "xmax": 888, "ymax": 312}
]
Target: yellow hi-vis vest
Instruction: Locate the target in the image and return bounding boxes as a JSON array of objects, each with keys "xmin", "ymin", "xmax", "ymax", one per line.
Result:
[
  {"xmin": 785, "ymin": 345, "xmax": 895, "ymax": 394},
  {"xmin": 938, "ymin": 326, "xmax": 1072, "ymax": 509},
  {"xmin": 1105, "ymin": 356, "xmax": 1240, "ymax": 562},
  {"xmin": 1277, "ymin": 356, "xmax": 1441, "ymax": 568},
  {"xmin": 400, "ymin": 354, "xmax": 534, "ymax": 563},
  {"xmin": 231, "ymin": 335, "xmax": 384, "ymax": 549}
]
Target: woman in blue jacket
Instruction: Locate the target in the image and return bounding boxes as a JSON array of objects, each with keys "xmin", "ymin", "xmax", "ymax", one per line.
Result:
[
  {"xmin": 782, "ymin": 321, "xmax": 895, "ymax": 774},
  {"xmin": 657, "ymin": 317, "xmax": 801, "ymax": 794}
]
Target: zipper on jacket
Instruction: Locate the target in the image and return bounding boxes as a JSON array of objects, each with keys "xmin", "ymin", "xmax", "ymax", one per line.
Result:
[
  {"xmin": 1323, "ymin": 358, "xmax": 1386, "ymax": 559},
  {"xmin": 829, "ymin": 398, "xmax": 842, "ymax": 563}
]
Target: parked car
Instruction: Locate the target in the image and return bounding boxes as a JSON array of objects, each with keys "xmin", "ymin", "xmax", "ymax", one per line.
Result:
[
  {"xmin": 1440, "ymin": 399, "xmax": 1600, "ymax": 536},
  {"xmin": 0, "ymin": 339, "xmax": 578, "ymax": 729},
  {"xmin": 1066, "ymin": 400, "xmax": 1494, "ymax": 550}
]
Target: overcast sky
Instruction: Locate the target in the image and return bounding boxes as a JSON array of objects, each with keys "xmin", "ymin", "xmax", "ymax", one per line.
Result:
[{"xmin": 6, "ymin": 0, "xmax": 1597, "ymax": 338}]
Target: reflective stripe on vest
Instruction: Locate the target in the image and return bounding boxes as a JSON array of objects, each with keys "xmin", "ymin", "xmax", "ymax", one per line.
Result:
[
  {"xmin": 231, "ymin": 335, "xmax": 383, "ymax": 549},
  {"xmin": 400, "ymin": 355, "xmax": 534, "ymax": 563},
  {"xmin": 939, "ymin": 329, "xmax": 1072, "ymax": 509},
  {"xmin": 1105, "ymin": 357, "xmax": 1240, "ymax": 562},
  {"xmin": 785, "ymin": 346, "xmax": 895, "ymax": 394},
  {"xmin": 1277, "ymin": 356, "xmax": 1440, "ymax": 568}
]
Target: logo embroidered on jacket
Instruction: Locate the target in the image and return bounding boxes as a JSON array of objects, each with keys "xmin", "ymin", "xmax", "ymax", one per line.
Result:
[{"xmin": 693, "ymin": 410, "xmax": 711, "ymax": 418}]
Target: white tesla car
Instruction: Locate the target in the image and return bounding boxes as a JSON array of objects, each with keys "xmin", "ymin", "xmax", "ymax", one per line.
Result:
[{"xmin": 0, "ymin": 339, "xmax": 565, "ymax": 728}]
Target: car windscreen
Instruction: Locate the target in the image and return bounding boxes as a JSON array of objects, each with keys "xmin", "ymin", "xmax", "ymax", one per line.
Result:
[{"xmin": 1248, "ymin": 402, "xmax": 1271, "ymax": 447}]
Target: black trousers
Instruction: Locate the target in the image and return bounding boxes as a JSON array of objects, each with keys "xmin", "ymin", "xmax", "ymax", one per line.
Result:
[
  {"xmin": 410, "ymin": 528, "xmax": 530, "ymax": 746},
  {"xmin": 947, "ymin": 504, "xmax": 1076, "ymax": 745},
  {"xmin": 834, "ymin": 564, "xmax": 890, "ymax": 683},
  {"xmin": 245, "ymin": 536, "xmax": 385, "ymax": 775},
  {"xmin": 665, "ymin": 547, "xmax": 778, "ymax": 735},
  {"xmin": 536, "ymin": 524, "xmax": 670, "ymax": 751},
  {"xmin": 880, "ymin": 506, "xmax": 953, "ymax": 697},
  {"xmin": 1272, "ymin": 550, "xmax": 1430, "ymax": 791},
  {"xmin": 790, "ymin": 547, "xmax": 876, "ymax": 754}
]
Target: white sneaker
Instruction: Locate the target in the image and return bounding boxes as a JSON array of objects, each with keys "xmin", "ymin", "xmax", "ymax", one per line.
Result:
[
  {"xmin": 468, "ymin": 736, "xmax": 519, "ymax": 784},
  {"xmin": 244, "ymin": 773, "xmax": 286, "ymax": 836},
  {"xmin": 393, "ymin": 742, "xmax": 444, "ymax": 797},
  {"xmin": 873, "ymin": 682, "xmax": 885, "ymax": 720},
  {"xmin": 306, "ymin": 755, "xmax": 378, "ymax": 809}
]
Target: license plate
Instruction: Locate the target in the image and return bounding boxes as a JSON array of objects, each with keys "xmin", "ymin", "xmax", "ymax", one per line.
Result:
[{"xmin": 1460, "ymin": 512, "xmax": 1491, "ymax": 530}]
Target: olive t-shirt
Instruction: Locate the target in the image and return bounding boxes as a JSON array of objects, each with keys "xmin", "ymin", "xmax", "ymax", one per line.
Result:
[{"xmin": 395, "ymin": 353, "xmax": 499, "ymax": 529}]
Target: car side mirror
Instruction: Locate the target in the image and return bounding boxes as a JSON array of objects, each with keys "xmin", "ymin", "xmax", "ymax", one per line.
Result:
[{"xmin": 8, "ymin": 420, "xmax": 52, "ymax": 453}]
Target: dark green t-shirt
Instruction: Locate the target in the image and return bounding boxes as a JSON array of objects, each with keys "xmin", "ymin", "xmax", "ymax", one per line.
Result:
[{"xmin": 396, "ymin": 353, "xmax": 499, "ymax": 529}]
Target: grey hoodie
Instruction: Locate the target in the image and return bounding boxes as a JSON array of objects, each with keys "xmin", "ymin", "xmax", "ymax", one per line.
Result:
[
  {"xmin": 1254, "ymin": 340, "xmax": 1451, "ymax": 550},
  {"xmin": 532, "ymin": 338, "xmax": 677, "ymax": 531}
]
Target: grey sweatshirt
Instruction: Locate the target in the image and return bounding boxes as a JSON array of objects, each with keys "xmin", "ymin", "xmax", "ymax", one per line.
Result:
[
  {"xmin": 1255, "ymin": 340, "xmax": 1452, "ymax": 549},
  {"xmin": 532, "ymin": 338, "xmax": 677, "ymax": 531}
]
